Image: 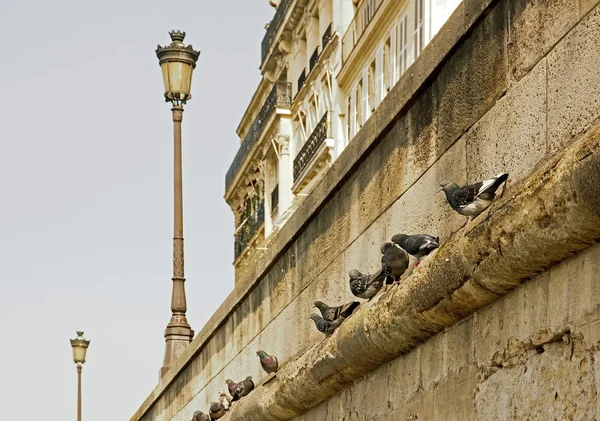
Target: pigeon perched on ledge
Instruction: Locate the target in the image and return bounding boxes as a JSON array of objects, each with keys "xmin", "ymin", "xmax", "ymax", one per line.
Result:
[
  {"xmin": 349, "ymin": 269, "xmax": 386, "ymax": 300},
  {"xmin": 314, "ymin": 300, "xmax": 360, "ymax": 322},
  {"xmin": 440, "ymin": 173, "xmax": 509, "ymax": 230},
  {"xmin": 256, "ymin": 350, "xmax": 279, "ymax": 374},
  {"xmin": 208, "ymin": 402, "xmax": 226, "ymax": 419},
  {"xmin": 381, "ymin": 242, "xmax": 409, "ymax": 286},
  {"xmin": 391, "ymin": 233, "xmax": 439, "ymax": 266},
  {"xmin": 235, "ymin": 376, "xmax": 255, "ymax": 399},
  {"xmin": 309, "ymin": 313, "xmax": 345, "ymax": 336},
  {"xmin": 191, "ymin": 410, "xmax": 210, "ymax": 421},
  {"xmin": 225, "ymin": 379, "xmax": 239, "ymax": 401},
  {"xmin": 218, "ymin": 390, "xmax": 231, "ymax": 411}
]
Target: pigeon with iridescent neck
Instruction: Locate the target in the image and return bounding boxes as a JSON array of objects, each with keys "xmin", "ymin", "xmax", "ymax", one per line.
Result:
[
  {"xmin": 256, "ymin": 350, "xmax": 279, "ymax": 374},
  {"xmin": 309, "ymin": 313, "xmax": 345, "ymax": 336}
]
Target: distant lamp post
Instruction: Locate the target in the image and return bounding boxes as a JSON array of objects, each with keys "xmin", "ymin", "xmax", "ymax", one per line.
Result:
[
  {"xmin": 155, "ymin": 30, "xmax": 200, "ymax": 378},
  {"xmin": 70, "ymin": 331, "xmax": 90, "ymax": 421}
]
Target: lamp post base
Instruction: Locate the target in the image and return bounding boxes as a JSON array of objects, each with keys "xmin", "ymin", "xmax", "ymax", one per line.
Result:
[{"xmin": 160, "ymin": 321, "xmax": 194, "ymax": 378}]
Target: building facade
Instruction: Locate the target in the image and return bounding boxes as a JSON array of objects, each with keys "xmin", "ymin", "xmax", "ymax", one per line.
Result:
[{"xmin": 225, "ymin": 0, "xmax": 460, "ymax": 277}]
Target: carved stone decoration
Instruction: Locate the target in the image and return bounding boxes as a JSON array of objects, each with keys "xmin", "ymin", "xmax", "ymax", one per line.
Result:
[
  {"xmin": 269, "ymin": 0, "xmax": 280, "ymax": 7},
  {"xmin": 171, "ymin": 106, "xmax": 183, "ymax": 122},
  {"xmin": 279, "ymin": 39, "xmax": 291, "ymax": 54}
]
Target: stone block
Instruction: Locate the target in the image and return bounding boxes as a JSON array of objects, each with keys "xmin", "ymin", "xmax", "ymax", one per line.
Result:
[
  {"xmin": 435, "ymin": 0, "xmax": 508, "ymax": 150},
  {"xmin": 465, "ymin": 59, "xmax": 547, "ymax": 188},
  {"xmin": 474, "ymin": 341, "xmax": 597, "ymax": 420},
  {"xmin": 384, "ymin": 137, "xmax": 466, "ymax": 243},
  {"xmin": 548, "ymin": 6, "xmax": 600, "ymax": 154},
  {"xmin": 507, "ymin": 0, "xmax": 579, "ymax": 80},
  {"xmin": 432, "ymin": 376, "xmax": 477, "ymax": 421},
  {"xmin": 420, "ymin": 333, "xmax": 444, "ymax": 391},
  {"xmin": 581, "ymin": 0, "xmax": 599, "ymax": 17},
  {"xmin": 344, "ymin": 217, "xmax": 386, "ymax": 276},
  {"xmin": 443, "ymin": 318, "xmax": 475, "ymax": 380},
  {"xmin": 388, "ymin": 346, "xmax": 421, "ymax": 410}
]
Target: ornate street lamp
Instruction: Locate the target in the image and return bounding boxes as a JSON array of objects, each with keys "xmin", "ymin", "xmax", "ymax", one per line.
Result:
[
  {"xmin": 70, "ymin": 331, "xmax": 90, "ymax": 421},
  {"xmin": 155, "ymin": 30, "xmax": 200, "ymax": 378}
]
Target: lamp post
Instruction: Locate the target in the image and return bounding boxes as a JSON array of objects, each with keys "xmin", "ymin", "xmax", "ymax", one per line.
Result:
[
  {"xmin": 156, "ymin": 30, "xmax": 200, "ymax": 378},
  {"xmin": 70, "ymin": 331, "xmax": 90, "ymax": 421}
]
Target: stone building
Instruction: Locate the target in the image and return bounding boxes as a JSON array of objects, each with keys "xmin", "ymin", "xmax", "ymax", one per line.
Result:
[
  {"xmin": 131, "ymin": 0, "xmax": 600, "ymax": 420},
  {"xmin": 225, "ymin": 0, "xmax": 460, "ymax": 281}
]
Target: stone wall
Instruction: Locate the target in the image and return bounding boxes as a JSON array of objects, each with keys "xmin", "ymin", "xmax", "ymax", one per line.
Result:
[{"xmin": 131, "ymin": 0, "xmax": 600, "ymax": 420}]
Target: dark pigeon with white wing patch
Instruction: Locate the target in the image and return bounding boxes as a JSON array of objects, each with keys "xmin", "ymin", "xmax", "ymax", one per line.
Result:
[
  {"xmin": 391, "ymin": 233, "xmax": 439, "ymax": 266},
  {"xmin": 349, "ymin": 269, "xmax": 386, "ymax": 301}
]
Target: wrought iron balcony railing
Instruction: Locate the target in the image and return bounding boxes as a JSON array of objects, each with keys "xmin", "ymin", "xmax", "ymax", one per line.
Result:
[
  {"xmin": 309, "ymin": 47, "xmax": 319, "ymax": 72},
  {"xmin": 271, "ymin": 183, "xmax": 279, "ymax": 212},
  {"xmin": 225, "ymin": 82, "xmax": 292, "ymax": 191},
  {"xmin": 261, "ymin": 0, "xmax": 293, "ymax": 63},
  {"xmin": 234, "ymin": 200, "xmax": 265, "ymax": 260},
  {"xmin": 297, "ymin": 68, "xmax": 307, "ymax": 94},
  {"xmin": 342, "ymin": 0, "xmax": 384, "ymax": 63},
  {"xmin": 322, "ymin": 23, "xmax": 333, "ymax": 49},
  {"xmin": 293, "ymin": 111, "xmax": 331, "ymax": 180}
]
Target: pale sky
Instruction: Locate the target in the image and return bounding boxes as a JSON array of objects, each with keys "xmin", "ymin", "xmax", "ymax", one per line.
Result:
[{"xmin": 0, "ymin": 1, "xmax": 273, "ymax": 420}]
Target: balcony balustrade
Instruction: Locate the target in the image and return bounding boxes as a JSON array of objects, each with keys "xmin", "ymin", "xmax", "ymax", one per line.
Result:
[
  {"xmin": 293, "ymin": 111, "xmax": 331, "ymax": 180},
  {"xmin": 261, "ymin": 0, "xmax": 293, "ymax": 63},
  {"xmin": 234, "ymin": 199, "xmax": 265, "ymax": 260},
  {"xmin": 225, "ymin": 82, "xmax": 292, "ymax": 191}
]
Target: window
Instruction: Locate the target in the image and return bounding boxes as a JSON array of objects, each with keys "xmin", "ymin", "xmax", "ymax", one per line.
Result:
[
  {"xmin": 383, "ymin": 37, "xmax": 391, "ymax": 94},
  {"xmin": 356, "ymin": 79, "xmax": 363, "ymax": 129},
  {"xmin": 347, "ymin": 95, "xmax": 352, "ymax": 143},
  {"xmin": 368, "ymin": 59, "xmax": 376, "ymax": 113},
  {"xmin": 414, "ymin": 0, "xmax": 425, "ymax": 59},
  {"xmin": 398, "ymin": 14, "xmax": 408, "ymax": 76}
]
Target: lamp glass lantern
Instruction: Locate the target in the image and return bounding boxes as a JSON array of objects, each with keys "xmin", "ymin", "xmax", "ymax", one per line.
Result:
[
  {"xmin": 70, "ymin": 331, "xmax": 90, "ymax": 365},
  {"xmin": 156, "ymin": 30, "xmax": 200, "ymax": 105}
]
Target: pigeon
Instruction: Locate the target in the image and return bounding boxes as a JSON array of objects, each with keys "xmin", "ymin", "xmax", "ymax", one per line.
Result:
[
  {"xmin": 218, "ymin": 390, "xmax": 231, "ymax": 411},
  {"xmin": 208, "ymin": 402, "xmax": 226, "ymax": 420},
  {"xmin": 235, "ymin": 376, "xmax": 255, "ymax": 399},
  {"xmin": 349, "ymin": 269, "xmax": 386, "ymax": 300},
  {"xmin": 440, "ymin": 173, "xmax": 509, "ymax": 231},
  {"xmin": 225, "ymin": 379, "xmax": 240, "ymax": 401},
  {"xmin": 381, "ymin": 242, "xmax": 409, "ymax": 286},
  {"xmin": 256, "ymin": 350, "xmax": 278, "ymax": 374},
  {"xmin": 391, "ymin": 233, "xmax": 439, "ymax": 266},
  {"xmin": 313, "ymin": 300, "xmax": 360, "ymax": 322},
  {"xmin": 309, "ymin": 313, "xmax": 345, "ymax": 336},
  {"xmin": 191, "ymin": 410, "xmax": 210, "ymax": 421}
]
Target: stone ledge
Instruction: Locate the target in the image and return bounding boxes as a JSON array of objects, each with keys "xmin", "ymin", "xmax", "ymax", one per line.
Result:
[
  {"xmin": 130, "ymin": 0, "xmax": 501, "ymax": 418},
  {"xmin": 220, "ymin": 122, "xmax": 600, "ymax": 420}
]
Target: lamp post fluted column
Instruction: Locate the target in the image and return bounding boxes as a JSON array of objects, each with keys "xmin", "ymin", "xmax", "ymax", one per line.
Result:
[
  {"xmin": 77, "ymin": 365, "xmax": 82, "ymax": 421},
  {"xmin": 156, "ymin": 30, "xmax": 199, "ymax": 378}
]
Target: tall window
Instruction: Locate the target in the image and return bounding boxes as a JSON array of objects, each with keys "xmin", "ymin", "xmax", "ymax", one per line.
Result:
[
  {"xmin": 383, "ymin": 37, "xmax": 391, "ymax": 95},
  {"xmin": 414, "ymin": 0, "xmax": 425, "ymax": 59},
  {"xmin": 356, "ymin": 79, "xmax": 363, "ymax": 130},
  {"xmin": 398, "ymin": 14, "xmax": 408, "ymax": 75},
  {"xmin": 368, "ymin": 59, "xmax": 376, "ymax": 113}
]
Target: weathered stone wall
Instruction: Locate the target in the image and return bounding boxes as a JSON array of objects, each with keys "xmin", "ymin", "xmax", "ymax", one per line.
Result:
[{"xmin": 131, "ymin": 0, "xmax": 600, "ymax": 420}]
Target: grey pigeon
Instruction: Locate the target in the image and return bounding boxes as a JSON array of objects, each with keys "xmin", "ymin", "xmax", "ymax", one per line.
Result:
[
  {"xmin": 314, "ymin": 300, "xmax": 360, "ymax": 322},
  {"xmin": 256, "ymin": 350, "xmax": 278, "ymax": 374},
  {"xmin": 191, "ymin": 410, "xmax": 210, "ymax": 421},
  {"xmin": 440, "ymin": 173, "xmax": 509, "ymax": 231},
  {"xmin": 234, "ymin": 376, "xmax": 255, "ymax": 399},
  {"xmin": 225, "ymin": 379, "xmax": 240, "ymax": 401},
  {"xmin": 309, "ymin": 313, "xmax": 345, "ymax": 336},
  {"xmin": 381, "ymin": 242, "xmax": 409, "ymax": 285},
  {"xmin": 391, "ymin": 233, "xmax": 439, "ymax": 266},
  {"xmin": 349, "ymin": 269, "xmax": 386, "ymax": 301},
  {"xmin": 208, "ymin": 402, "xmax": 226, "ymax": 420}
]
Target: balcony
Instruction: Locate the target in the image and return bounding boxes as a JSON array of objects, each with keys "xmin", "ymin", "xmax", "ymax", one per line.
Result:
[
  {"xmin": 261, "ymin": 0, "xmax": 293, "ymax": 63},
  {"xmin": 297, "ymin": 68, "xmax": 307, "ymax": 95},
  {"xmin": 321, "ymin": 23, "xmax": 333, "ymax": 49},
  {"xmin": 309, "ymin": 47, "xmax": 319, "ymax": 72},
  {"xmin": 293, "ymin": 111, "xmax": 333, "ymax": 183},
  {"xmin": 342, "ymin": 0, "xmax": 385, "ymax": 63},
  {"xmin": 225, "ymin": 82, "xmax": 292, "ymax": 192},
  {"xmin": 234, "ymin": 199, "xmax": 265, "ymax": 260},
  {"xmin": 271, "ymin": 184, "xmax": 279, "ymax": 214}
]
